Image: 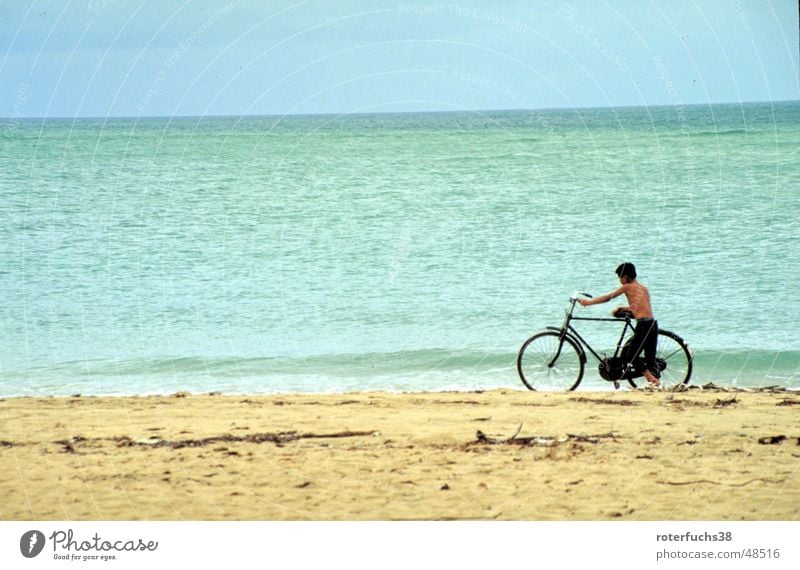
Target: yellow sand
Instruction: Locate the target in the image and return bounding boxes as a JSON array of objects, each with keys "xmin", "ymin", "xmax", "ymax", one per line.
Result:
[{"xmin": 1, "ymin": 389, "xmax": 798, "ymax": 520}]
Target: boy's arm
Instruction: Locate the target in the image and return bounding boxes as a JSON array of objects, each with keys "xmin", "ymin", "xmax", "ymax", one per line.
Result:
[{"xmin": 578, "ymin": 285, "xmax": 626, "ymax": 307}]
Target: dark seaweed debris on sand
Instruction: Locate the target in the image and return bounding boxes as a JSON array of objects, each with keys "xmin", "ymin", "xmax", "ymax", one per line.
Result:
[
  {"xmin": 678, "ymin": 383, "xmax": 799, "ymax": 393},
  {"xmin": 40, "ymin": 430, "xmax": 378, "ymax": 453},
  {"xmin": 118, "ymin": 430, "xmax": 379, "ymax": 449},
  {"xmin": 757, "ymin": 435, "xmax": 800, "ymax": 445},
  {"xmin": 472, "ymin": 426, "xmax": 619, "ymax": 447},
  {"xmin": 569, "ymin": 397, "xmax": 638, "ymax": 406}
]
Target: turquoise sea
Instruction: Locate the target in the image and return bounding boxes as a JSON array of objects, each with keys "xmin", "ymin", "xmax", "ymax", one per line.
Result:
[{"xmin": 1, "ymin": 102, "xmax": 799, "ymax": 396}]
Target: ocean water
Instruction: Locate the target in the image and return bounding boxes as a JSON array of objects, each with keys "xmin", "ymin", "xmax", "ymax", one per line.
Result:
[{"xmin": 1, "ymin": 102, "xmax": 799, "ymax": 396}]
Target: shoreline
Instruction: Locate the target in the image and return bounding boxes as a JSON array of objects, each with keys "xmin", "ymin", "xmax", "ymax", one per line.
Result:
[
  {"xmin": 3, "ymin": 381, "xmax": 798, "ymax": 401},
  {"xmin": 3, "ymin": 347, "xmax": 798, "ymax": 399},
  {"xmin": 2, "ymin": 388, "xmax": 799, "ymax": 520}
]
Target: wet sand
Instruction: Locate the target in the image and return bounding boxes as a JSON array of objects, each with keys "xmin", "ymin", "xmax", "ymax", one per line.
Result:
[{"xmin": 1, "ymin": 387, "xmax": 798, "ymax": 520}]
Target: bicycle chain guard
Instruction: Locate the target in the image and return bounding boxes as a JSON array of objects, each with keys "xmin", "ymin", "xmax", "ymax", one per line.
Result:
[
  {"xmin": 598, "ymin": 357, "xmax": 668, "ymax": 382},
  {"xmin": 598, "ymin": 357, "xmax": 629, "ymax": 381}
]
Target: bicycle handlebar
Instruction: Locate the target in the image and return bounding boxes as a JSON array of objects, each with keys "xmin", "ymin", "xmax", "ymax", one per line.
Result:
[{"xmin": 570, "ymin": 292, "xmax": 593, "ymax": 301}]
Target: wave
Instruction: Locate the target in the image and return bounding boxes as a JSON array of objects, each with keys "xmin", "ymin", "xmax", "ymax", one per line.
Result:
[
  {"xmin": 690, "ymin": 128, "xmax": 754, "ymax": 137},
  {"xmin": 691, "ymin": 349, "xmax": 800, "ymax": 378},
  {"xmin": 11, "ymin": 349, "xmax": 516, "ymax": 380},
  {"xmin": 3, "ymin": 348, "xmax": 797, "ymax": 397},
  {"xmin": 9, "ymin": 348, "xmax": 800, "ymax": 378}
]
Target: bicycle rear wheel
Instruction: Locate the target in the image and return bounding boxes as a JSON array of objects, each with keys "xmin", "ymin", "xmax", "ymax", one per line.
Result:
[
  {"xmin": 628, "ymin": 329, "xmax": 693, "ymax": 389},
  {"xmin": 517, "ymin": 331, "xmax": 584, "ymax": 391}
]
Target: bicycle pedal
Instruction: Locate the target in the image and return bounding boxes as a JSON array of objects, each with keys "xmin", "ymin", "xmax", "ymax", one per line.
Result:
[{"xmin": 613, "ymin": 381, "xmax": 620, "ymax": 390}]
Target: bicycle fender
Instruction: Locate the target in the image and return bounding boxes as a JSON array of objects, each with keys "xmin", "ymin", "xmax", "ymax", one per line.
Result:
[
  {"xmin": 659, "ymin": 329, "xmax": 693, "ymax": 358},
  {"xmin": 659, "ymin": 329, "xmax": 683, "ymax": 342},
  {"xmin": 545, "ymin": 327, "xmax": 587, "ymax": 365}
]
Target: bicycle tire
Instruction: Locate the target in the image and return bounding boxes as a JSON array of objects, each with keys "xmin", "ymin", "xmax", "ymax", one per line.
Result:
[
  {"xmin": 518, "ymin": 331, "xmax": 585, "ymax": 391},
  {"xmin": 628, "ymin": 329, "xmax": 693, "ymax": 389}
]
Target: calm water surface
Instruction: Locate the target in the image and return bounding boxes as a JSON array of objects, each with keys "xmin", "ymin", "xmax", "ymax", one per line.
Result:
[{"xmin": 1, "ymin": 102, "xmax": 798, "ymax": 395}]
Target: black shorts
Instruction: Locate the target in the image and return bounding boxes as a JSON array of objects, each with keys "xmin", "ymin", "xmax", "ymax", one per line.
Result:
[{"xmin": 622, "ymin": 318, "xmax": 658, "ymax": 375}]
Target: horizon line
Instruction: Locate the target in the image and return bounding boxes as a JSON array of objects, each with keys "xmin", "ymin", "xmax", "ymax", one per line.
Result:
[{"xmin": 2, "ymin": 98, "xmax": 798, "ymax": 121}]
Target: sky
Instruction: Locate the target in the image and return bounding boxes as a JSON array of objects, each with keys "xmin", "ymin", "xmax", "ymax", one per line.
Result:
[{"xmin": 1, "ymin": 0, "xmax": 798, "ymax": 118}]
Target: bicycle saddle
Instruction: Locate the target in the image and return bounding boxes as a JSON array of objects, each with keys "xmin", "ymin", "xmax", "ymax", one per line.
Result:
[{"xmin": 612, "ymin": 308, "xmax": 635, "ymax": 319}]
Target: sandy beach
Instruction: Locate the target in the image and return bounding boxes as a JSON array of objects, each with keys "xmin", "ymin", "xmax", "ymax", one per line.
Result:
[{"xmin": 1, "ymin": 387, "xmax": 798, "ymax": 520}]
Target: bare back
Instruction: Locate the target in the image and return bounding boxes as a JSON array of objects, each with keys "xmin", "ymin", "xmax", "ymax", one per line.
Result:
[{"xmin": 622, "ymin": 281, "xmax": 653, "ymax": 320}]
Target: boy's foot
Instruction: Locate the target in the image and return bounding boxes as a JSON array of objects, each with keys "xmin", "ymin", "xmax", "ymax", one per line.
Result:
[{"xmin": 643, "ymin": 370, "xmax": 660, "ymax": 387}]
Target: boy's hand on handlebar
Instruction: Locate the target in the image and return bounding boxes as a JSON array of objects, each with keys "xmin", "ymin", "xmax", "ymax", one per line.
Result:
[{"xmin": 578, "ymin": 298, "xmax": 591, "ymax": 307}]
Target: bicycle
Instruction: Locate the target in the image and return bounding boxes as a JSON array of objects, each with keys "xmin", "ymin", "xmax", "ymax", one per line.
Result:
[{"xmin": 517, "ymin": 293, "xmax": 693, "ymax": 391}]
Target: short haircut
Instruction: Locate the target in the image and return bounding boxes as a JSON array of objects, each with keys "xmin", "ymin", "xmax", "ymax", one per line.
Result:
[{"xmin": 615, "ymin": 262, "xmax": 637, "ymax": 280}]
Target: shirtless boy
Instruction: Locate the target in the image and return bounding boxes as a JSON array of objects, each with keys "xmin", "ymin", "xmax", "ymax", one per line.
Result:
[{"xmin": 578, "ymin": 262, "xmax": 660, "ymax": 386}]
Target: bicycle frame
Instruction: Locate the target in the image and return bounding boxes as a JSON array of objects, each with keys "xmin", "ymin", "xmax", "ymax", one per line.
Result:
[{"xmin": 547, "ymin": 296, "xmax": 635, "ymax": 366}]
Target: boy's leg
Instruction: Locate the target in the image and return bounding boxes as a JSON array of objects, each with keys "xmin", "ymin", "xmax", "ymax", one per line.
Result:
[
  {"xmin": 642, "ymin": 370, "xmax": 660, "ymax": 386},
  {"xmin": 625, "ymin": 320, "xmax": 659, "ymax": 386},
  {"xmin": 642, "ymin": 320, "xmax": 659, "ymax": 386},
  {"xmin": 621, "ymin": 324, "xmax": 647, "ymax": 372},
  {"xmin": 620, "ymin": 333, "xmax": 640, "ymax": 370}
]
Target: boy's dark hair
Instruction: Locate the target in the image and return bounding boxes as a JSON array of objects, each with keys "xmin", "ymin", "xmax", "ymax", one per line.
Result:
[{"xmin": 615, "ymin": 262, "xmax": 637, "ymax": 280}]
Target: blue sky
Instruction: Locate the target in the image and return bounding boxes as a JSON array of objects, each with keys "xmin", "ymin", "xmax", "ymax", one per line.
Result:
[{"xmin": 1, "ymin": 0, "xmax": 798, "ymax": 117}]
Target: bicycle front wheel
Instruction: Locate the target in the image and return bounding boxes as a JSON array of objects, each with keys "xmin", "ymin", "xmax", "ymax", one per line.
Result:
[
  {"xmin": 628, "ymin": 329, "xmax": 693, "ymax": 389},
  {"xmin": 517, "ymin": 331, "xmax": 584, "ymax": 391}
]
